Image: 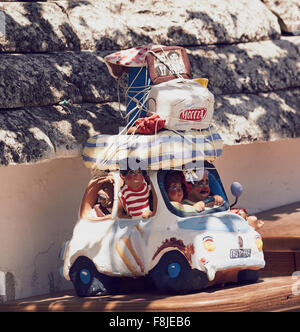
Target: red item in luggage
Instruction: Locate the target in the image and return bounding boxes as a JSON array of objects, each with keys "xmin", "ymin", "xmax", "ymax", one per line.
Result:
[{"xmin": 135, "ymin": 114, "xmax": 165, "ymax": 134}]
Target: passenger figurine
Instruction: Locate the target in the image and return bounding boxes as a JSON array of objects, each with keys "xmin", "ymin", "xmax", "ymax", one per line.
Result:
[
  {"xmin": 118, "ymin": 169, "xmax": 156, "ymax": 219},
  {"xmin": 92, "ymin": 182, "xmax": 114, "ymax": 217},
  {"xmin": 184, "ymin": 169, "xmax": 224, "ymax": 207},
  {"xmin": 165, "ymin": 171, "xmax": 205, "ymax": 212},
  {"xmin": 80, "ymin": 172, "xmax": 114, "ymax": 221},
  {"xmin": 231, "ymin": 208, "xmax": 264, "ymax": 231}
]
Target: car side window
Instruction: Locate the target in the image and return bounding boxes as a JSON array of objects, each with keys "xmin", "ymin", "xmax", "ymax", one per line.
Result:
[
  {"xmin": 117, "ymin": 170, "xmax": 157, "ymax": 219},
  {"xmin": 80, "ymin": 173, "xmax": 115, "ymax": 221}
]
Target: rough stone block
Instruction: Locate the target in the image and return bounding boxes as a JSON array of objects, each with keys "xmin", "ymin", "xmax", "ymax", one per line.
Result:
[
  {"xmin": 1, "ymin": 88, "xmax": 299, "ymax": 166},
  {"xmin": 263, "ymin": 0, "xmax": 300, "ymax": 34},
  {"xmin": 1, "ymin": 36, "xmax": 299, "ymax": 109},
  {"xmin": 189, "ymin": 36, "xmax": 300, "ymax": 95},
  {"xmin": 0, "ymin": 51, "xmax": 114, "ymax": 109},
  {"xmin": 0, "ymin": 1, "xmax": 78, "ymax": 52},
  {"xmin": 115, "ymin": 0, "xmax": 281, "ymax": 47},
  {"xmin": 214, "ymin": 88, "xmax": 300, "ymax": 145},
  {"xmin": 0, "ymin": 0, "xmax": 281, "ymax": 53},
  {"xmin": 0, "ymin": 102, "xmax": 126, "ymax": 166}
]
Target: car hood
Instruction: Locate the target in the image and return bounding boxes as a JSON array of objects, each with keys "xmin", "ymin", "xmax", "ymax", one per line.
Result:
[{"xmin": 178, "ymin": 211, "xmax": 252, "ymax": 233}]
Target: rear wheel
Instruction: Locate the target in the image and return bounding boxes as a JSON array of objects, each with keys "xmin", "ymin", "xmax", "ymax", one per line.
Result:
[
  {"xmin": 237, "ymin": 269, "xmax": 259, "ymax": 284},
  {"xmin": 69, "ymin": 256, "xmax": 120, "ymax": 297},
  {"xmin": 149, "ymin": 250, "xmax": 208, "ymax": 294}
]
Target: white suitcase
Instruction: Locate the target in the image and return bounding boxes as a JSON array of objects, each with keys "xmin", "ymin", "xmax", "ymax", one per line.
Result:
[{"xmin": 147, "ymin": 78, "xmax": 214, "ymax": 130}]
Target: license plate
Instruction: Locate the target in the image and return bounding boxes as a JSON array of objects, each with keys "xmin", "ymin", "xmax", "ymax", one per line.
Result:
[{"xmin": 230, "ymin": 249, "xmax": 251, "ymax": 259}]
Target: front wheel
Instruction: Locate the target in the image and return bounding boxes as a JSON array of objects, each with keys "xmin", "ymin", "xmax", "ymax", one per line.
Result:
[
  {"xmin": 149, "ymin": 250, "xmax": 208, "ymax": 294},
  {"xmin": 69, "ymin": 256, "xmax": 120, "ymax": 297}
]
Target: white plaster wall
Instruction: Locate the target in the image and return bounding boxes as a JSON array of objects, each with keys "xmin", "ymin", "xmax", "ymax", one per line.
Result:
[
  {"xmin": 0, "ymin": 157, "xmax": 91, "ymax": 300},
  {"xmin": 0, "ymin": 138, "xmax": 300, "ymax": 300},
  {"xmin": 215, "ymin": 138, "xmax": 300, "ymax": 214}
]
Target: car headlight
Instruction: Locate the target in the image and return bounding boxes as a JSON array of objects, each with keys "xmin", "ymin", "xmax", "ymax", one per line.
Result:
[
  {"xmin": 203, "ymin": 236, "xmax": 215, "ymax": 252},
  {"xmin": 256, "ymin": 236, "xmax": 263, "ymax": 251}
]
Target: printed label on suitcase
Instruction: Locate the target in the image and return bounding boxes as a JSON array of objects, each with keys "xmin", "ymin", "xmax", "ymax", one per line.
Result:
[{"xmin": 179, "ymin": 108, "xmax": 207, "ymax": 122}]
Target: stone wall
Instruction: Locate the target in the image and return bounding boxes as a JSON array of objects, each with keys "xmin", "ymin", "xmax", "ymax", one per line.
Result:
[{"xmin": 0, "ymin": 0, "xmax": 299, "ymax": 165}]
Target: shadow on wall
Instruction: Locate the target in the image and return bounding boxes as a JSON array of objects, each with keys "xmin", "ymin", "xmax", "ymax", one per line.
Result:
[{"xmin": 0, "ymin": 2, "xmax": 299, "ymax": 164}]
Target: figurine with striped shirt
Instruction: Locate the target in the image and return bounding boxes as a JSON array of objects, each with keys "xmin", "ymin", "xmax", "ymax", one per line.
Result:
[{"xmin": 118, "ymin": 169, "xmax": 157, "ymax": 219}]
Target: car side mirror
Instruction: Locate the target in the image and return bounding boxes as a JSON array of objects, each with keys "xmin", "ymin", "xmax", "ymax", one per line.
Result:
[{"xmin": 230, "ymin": 182, "xmax": 243, "ymax": 208}]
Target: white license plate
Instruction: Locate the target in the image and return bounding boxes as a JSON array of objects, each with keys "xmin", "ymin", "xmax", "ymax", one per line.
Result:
[{"xmin": 230, "ymin": 249, "xmax": 251, "ymax": 259}]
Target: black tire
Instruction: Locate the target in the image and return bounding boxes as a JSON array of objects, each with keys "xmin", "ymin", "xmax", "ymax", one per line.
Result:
[
  {"xmin": 237, "ymin": 269, "xmax": 259, "ymax": 284},
  {"xmin": 149, "ymin": 250, "xmax": 208, "ymax": 294},
  {"xmin": 69, "ymin": 256, "xmax": 120, "ymax": 297}
]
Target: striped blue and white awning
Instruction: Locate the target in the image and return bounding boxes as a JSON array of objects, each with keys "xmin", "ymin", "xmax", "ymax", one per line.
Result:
[{"xmin": 82, "ymin": 128, "xmax": 223, "ymax": 171}]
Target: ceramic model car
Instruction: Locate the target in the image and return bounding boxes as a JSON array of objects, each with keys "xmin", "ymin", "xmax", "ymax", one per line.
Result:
[{"xmin": 60, "ymin": 162, "xmax": 265, "ymax": 296}]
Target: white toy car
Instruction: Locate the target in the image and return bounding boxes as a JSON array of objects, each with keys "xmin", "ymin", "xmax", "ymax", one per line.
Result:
[{"xmin": 60, "ymin": 163, "xmax": 265, "ymax": 296}]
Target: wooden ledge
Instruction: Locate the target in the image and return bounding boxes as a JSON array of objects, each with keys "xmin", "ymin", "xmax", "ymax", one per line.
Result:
[
  {"xmin": 257, "ymin": 201, "xmax": 300, "ymax": 252},
  {"xmin": 1, "ymin": 274, "xmax": 299, "ymax": 312}
]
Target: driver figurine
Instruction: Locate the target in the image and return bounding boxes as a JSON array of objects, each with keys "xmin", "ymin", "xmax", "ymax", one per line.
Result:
[
  {"xmin": 165, "ymin": 171, "xmax": 205, "ymax": 212},
  {"xmin": 183, "ymin": 169, "xmax": 224, "ymax": 208}
]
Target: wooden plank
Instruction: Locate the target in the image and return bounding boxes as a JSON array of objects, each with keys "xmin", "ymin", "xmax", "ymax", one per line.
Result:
[
  {"xmin": 257, "ymin": 201, "xmax": 300, "ymax": 238},
  {"xmin": 296, "ymin": 253, "xmax": 300, "ymax": 271},
  {"xmin": 1, "ymin": 275, "xmax": 299, "ymax": 312},
  {"xmin": 262, "ymin": 252, "xmax": 295, "ymax": 276},
  {"xmin": 262, "ymin": 237, "xmax": 300, "ymax": 252},
  {"xmin": 257, "ymin": 201, "xmax": 300, "ymax": 252}
]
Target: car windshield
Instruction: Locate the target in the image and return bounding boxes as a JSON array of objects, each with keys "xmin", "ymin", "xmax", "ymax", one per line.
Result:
[{"xmin": 178, "ymin": 213, "xmax": 251, "ymax": 233}]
